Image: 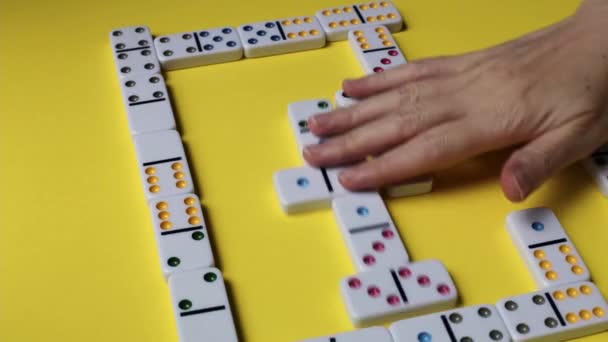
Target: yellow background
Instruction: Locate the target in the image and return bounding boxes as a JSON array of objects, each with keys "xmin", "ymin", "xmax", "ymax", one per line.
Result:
[{"xmin": 1, "ymin": 0, "xmax": 606, "ymax": 341}]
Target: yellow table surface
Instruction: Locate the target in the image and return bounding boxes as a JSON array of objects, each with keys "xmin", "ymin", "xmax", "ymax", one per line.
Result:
[{"xmin": 1, "ymin": 0, "xmax": 607, "ymax": 341}]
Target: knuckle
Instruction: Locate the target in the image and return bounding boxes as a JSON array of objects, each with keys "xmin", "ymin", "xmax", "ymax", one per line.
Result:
[
  {"xmin": 426, "ymin": 134, "xmax": 452, "ymax": 161},
  {"xmin": 397, "ymin": 82, "xmax": 421, "ymax": 108}
]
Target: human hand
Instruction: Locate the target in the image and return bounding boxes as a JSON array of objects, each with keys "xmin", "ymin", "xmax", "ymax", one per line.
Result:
[{"xmin": 303, "ymin": 0, "xmax": 608, "ymax": 202}]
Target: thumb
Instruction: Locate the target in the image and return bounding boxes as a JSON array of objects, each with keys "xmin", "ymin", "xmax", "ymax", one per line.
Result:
[{"xmin": 500, "ymin": 126, "xmax": 591, "ymax": 202}]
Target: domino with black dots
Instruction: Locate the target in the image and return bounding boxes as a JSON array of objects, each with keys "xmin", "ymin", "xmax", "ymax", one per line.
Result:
[
  {"xmin": 109, "ymin": 25, "xmax": 161, "ymax": 77},
  {"xmin": 154, "ymin": 26, "xmax": 243, "ymax": 70},
  {"xmin": 497, "ymin": 281, "xmax": 608, "ymax": 341},
  {"xmin": 389, "ymin": 304, "xmax": 510, "ymax": 342},
  {"xmin": 237, "ymin": 16, "xmax": 326, "ymax": 58}
]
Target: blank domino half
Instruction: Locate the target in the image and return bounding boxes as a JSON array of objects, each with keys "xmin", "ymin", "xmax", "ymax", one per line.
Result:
[
  {"xmin": 506, "ymin": 207, "xmax": 590, "ymax": 288},
  {"xmin": 583, "ymin": 145, "xmax": 608, "ymax": 197},
  {"xmin": 237, "ymin": 16, "xmax": 326, "ymax": 58},
  {"xmin": 154, "ymin": 26, "xmax": 243, "ymax": 70},
  {"xmin": 109, "ymin": 25, "xmax": 161, "ymax": 77},
  {"xmin": 389, "ymin": 304, "xmax": 510, "ymax": 342},
  {"xmin": 316, "ymin": 1, "xmax": 403, "ymax": 41},
  {"xmin": 348, "ymin": 25, "xmax": 407, "ymax": 74},
  {"xmin": 149, "ymin": 194, "xmax": 214, "ymax": 277},
  {"xmin": 287, "ymin": 98, "xmax": 333, "ymax": 159},
  {"xmin": 496, "ymin": 281, "xmax": 608, "ymax": 341},
  {"xmin": 341, "ymin": 259, "xmax": 458, "ymax": 326},
  {"xmin": 332, "ymin": 193, "xmax": 409, "ymax": 271},
  {"xmin": 299, "ymin": 326, "xmax": 393, "ymax": 342},
  {"xmin": 385, "ymin": 175, "xmax": 433, "ymax": 198},
  {"xmin": 119, "ymin": 73, "xmax": 176, "ymax": 135},
  {"xmin": 273, "ymin": 165, "xmax": 355, "ymax": 214},
  {"xmin": 169, "ymin": 268, "xmax": 238, "ymax": 342},
  {"xmin": 133, "ymin": 130, "xmax": 194, "ymax": 200}
]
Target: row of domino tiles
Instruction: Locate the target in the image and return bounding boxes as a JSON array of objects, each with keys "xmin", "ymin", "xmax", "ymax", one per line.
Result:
[
  {"xmin": 298, "ymin": 208, "xmax": 608, "ymax": 341},
  {"xmin": 110, "ymin": 0, "xmax": 405, "ymax": 79},
  {"xmin": 108, "ymin": 3, "xmax": 425, "ymax": 341},
  {"xmin": 268, "ymin": 25, "xmax": 608, "ymax": 341}
]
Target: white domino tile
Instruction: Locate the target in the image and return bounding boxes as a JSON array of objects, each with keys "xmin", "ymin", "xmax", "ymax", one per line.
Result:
[
  {"xmin": 316, "ymin": 1, "xmax": 403, "ymax": 41},
  {"xmin": 169, "ymin": 268, "xmax": 238, "ymax": 342},
  {"xmin": 237, "ymin": 16, "xmax": 326, "ymax": 58},
  {"xmin": 583, "ymin": 145, "xmax": 608, "ymax": 197},
  {"xmin": 299, "ymin": 326, "xmax": 393, "ymax": 342},
  {"xmin": 119, "ymin": 73, "xmax": 176, "ymax": 135},
  {"xmin": 506, "ymin": 207, "xmax": 590, "ymax": 288},
  {"xmin": 273, "ymin": 165, "xmax": 353, "ymax": 214},
  {"xmin": 109, "ymin": 25, "xmax": 161, "ymax": 77},
  {"xmin": 149, "ymin": 194, "xmax": 214, "ymax": 278},
  {"xmin": 496, "ymin": 281, "xmax": 608, "ymax": 341},
  {"xmin": 390, "ymin": 304, "xmax": 510, "ymax": 342},
  {"xmin": 133, "ymin": 130, "xmax": 194, "ymax": 200},
  {"xmin": 288, "ymin": 98, "xmax": 333, "ymax": 159},
  {"xmin": 332, "ymin": 193, "xmax": 409, "ymax": 271},
  {"xmin": 341, "ymin": 259, "xmax": 458, "ymax": 326},
  {"xmin": 384, "ymin": 175, "xmax": 433, "ymax": 198},
  {"xmin": 348, "ymin": 25, "xmax": 407, "ymax": 74},
  {"xmin": 154, "ymin": 26, "xmax": 243, "ymax": 70},
  {"xmin": 335, "ymin": 90, "xmax": 360, "ymax": 108}
]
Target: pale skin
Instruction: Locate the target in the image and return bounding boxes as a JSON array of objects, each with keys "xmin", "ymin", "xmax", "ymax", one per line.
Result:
[{"xmin": 304, "ymin": 0, "xmax": 608, "ymax": 202}]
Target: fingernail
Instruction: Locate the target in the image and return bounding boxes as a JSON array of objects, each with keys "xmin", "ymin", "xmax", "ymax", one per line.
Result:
[
  {"xmin": 303, "ymin": 145, "xmax": 320, "ymax": 159},
  {"xmin": 339, "ymin": 169, "xmax": 355, "ymax": 187},
  {"xmin": 512, "ymin": 168, "xmax": 530, "ymax": 201}
]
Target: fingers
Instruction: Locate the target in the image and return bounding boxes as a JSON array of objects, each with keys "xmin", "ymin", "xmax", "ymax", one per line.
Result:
[
  {"xmin": 304, "ymin": 104, "xmax": 453, "ymax": 167},
  {"xmin": 500, "ymin": 122, "xmax": 600, "ymax": 202},
  {"xmin": 308, "ymin": 89, "xmax": 401, "ymax": 137},
  {"xmin": 342, "ymin": 56, "xmax": 459, "ymax": 99},
  {"xmin": 309, "ymin": 78, "xmax": 448, "ymax": 137},
  {"xmin": 337, "ymin": 121, "xmax": 484, "ymax": 190}
]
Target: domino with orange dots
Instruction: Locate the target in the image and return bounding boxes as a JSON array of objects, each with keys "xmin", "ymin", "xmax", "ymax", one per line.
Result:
[
  {"xmin": 150, "ymin": 193, "xmax": 214, "ymax": 278},
  {"xmin": 506, "ymin": 207, "xmax": 590, "ymax": 289},
  {"xmin": 134, "ymin": 130, "xmax": 194, "ymax": 200},
  {"xmin": 237, "ymin": 16, "xmax": 326, "ymax": 58},
  {"xmin": 348, "ymin": 25, "xmax": 407, "ymax": 74},
  {"xmin": 316, "ymin": 1, "xmax": 403, "ymax": 41},
  {"xmin": 496, "ymin": 281, "xmax": 608, "ymax": 341}
]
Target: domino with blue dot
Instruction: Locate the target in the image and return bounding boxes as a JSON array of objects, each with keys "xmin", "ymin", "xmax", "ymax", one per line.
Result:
[
  {"xmin": 237, "ymin": 16, "xmax": 326, "ymax": 58},
  {"xmin": 389, "ymin": 304, "xmax": 510, "ymax": 342},
  {"xmin": 154, "ymin": 26, "xmax": 243, "ymax": 70},
  {"xmin": 109, "ymin": 25, "xmax": 161, "ymax": 77},
  {"xmin": 333, "ymin": 193, "xmax": 410, "ymax": 271},
  {"xmin": 506, "ymin": 207, "xmax": 590, "ymax": 289}
]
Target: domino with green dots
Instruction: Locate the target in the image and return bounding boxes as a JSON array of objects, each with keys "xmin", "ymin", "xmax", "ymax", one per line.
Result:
[
  {"xmin": 169, "ymin": 268, "xmax": 238, "ymax": 342},
  {"xmin": 287, "ymin": 98, "xmax": 333, "ymax": 163},
  {"xmin": 149, "ymin": 193, "xmax": 214, "ymax": 278}
]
